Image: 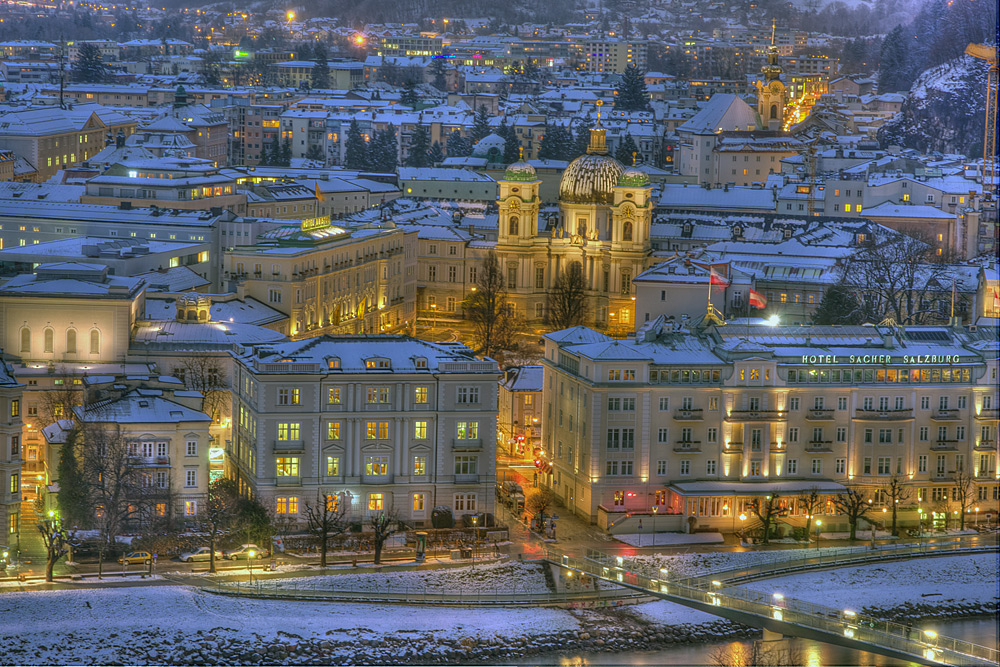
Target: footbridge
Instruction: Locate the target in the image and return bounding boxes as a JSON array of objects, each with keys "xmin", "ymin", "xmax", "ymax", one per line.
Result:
[{"xmin": 547, "ymin": 545, "xmax": 998, "ymax": 667}]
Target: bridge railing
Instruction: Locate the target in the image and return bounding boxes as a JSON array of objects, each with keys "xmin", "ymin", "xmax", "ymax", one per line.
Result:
[{"xmin": 551, "ymin": 548, "xmax": 998, "ymax": 667}]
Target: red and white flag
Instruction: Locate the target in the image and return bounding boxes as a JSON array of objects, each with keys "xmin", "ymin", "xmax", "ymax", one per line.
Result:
[
  {"xmin": 709, "ymin": 266, "xmax": 730, "ymax": 289},
  {"xmin": 749, "ymin": 289, "xmax": 767, "ymax": 309}
]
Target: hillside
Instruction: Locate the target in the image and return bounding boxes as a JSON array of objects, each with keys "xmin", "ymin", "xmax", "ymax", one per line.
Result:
[{"xmin": 877, "ymin": 55, "xmax": 989, "ymax": 157}]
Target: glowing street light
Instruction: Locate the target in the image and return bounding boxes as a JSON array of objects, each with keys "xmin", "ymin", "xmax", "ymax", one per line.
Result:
[
  {"xmin": 247, "ymin": 549, "xmax": 256, "ymax": 584},
  {"xmin": 286, "ymin": 11, "xmax": 295, "ymax": 21}
]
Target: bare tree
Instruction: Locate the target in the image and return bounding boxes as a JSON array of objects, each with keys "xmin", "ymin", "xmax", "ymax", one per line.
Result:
[
  {"xmin": 880, "ymin": 475, "xmax": 911, "ymax": 536},
  {"xmin": 303, "ymin": 492, "xmax": 349, "ymax": 567},
  {"xmin": 465, "ymin": 250, "xmax": 521, "ymax": 358},
  {"xmin": 39, "ymin": 374, "xmax": 83, "ymax": 427},
  {"xmin": 369, "ymin": 508, "xmax": 405, "ymax": 565},
  {"xmin": 748, "ymin": 494, "xmax": 789, "ymax": 545},
  {"xmin": 78, "ymin": 424, "xmax": 147, "ymax": 577},
  {"xmin": 37, "ymin": 513, "xmax": 71, "ymax": 582},
  {"xmin": 204, "ymin": 477, "xmax": 239, "ymax": 573},
  {"xmin": 175, "ymin": 356, "xmax": 230, "ymax": 429},
  {"xmin": 546, "ymin": 261, "xmax": 587, "ymax": 330},
  {"xmin": 840, "ymin": 231, "xmax": 964, "ymax": 325},
  {"xmin": 798, "ymin": 488, "xmax": 822, "ymax": 542},
  {"xmin": 525, "ymin": 486, "xmax": 556, "ymax": 518},
  {"xmin": 833, "ymin": 487, "xmax": 873, "ymax": 541},
  {"xmin": 952, "ymin": 468, "xmax": 976, "ymax": 531}
]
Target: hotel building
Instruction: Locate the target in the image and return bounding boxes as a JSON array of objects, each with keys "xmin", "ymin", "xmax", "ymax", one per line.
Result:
[{"xmin": 542, "ymin": 320, "xmax": 999, "ymax": 533}]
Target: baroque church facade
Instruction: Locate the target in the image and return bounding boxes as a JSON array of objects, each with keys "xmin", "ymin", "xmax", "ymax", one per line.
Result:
[{"xmin": 493, "ymin": 123, "xmax": 658, "ymax": 333}]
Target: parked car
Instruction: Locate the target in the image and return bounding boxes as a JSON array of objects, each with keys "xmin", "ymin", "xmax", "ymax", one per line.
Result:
[
  {"xmin": 118, "ymin": 551, "xmax": 152, "ymax": 565},
  {"xmin": 224, "ymin": 544, "xmax": 268, "ymax": 560},
  {"xmin": 179, "ymin": 547, "xmax": 223, "ymax": 563}
]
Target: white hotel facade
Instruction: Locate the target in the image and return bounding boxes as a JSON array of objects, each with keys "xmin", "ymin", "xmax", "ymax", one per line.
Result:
[{"xmin": 542, "ymin": 321, "xmax": 999, "ymax": 532}]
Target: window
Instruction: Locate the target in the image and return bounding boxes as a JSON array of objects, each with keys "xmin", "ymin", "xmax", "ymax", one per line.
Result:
[
  {"xmin": 936, "ymin": 455, "xmax": 946, "ymax": 474},
  {"xmin": 277, "ymin": 423, "xmax": 300, "ymax": 441},
  {"xmin": 787, "ymin": 459, "xmax": 798, "ymax": 474},
  {"xmin": 680, "ymin": 460, "xmax": 691, "ymax": 475},
  {"xmin": 276, "ymin": 457, "xmax": 299, "ymax": 476},
  {"xmin": 837, "ymin": 427, "xmax": 847, "ymax": 442},
  {"xmin": 657, "ymin": 428, "xmax": 669, "ymax": 443},
  {"xmin": 864, "ymin": 428, "xmax": 873, "ymax": 444},
  {"xmin": 709, "ymin": 397, "xmax": 719, "ymax": 411},
  {"xmin": 838, "ymin": 397, "xmax": 848, "ymax": 410},
  {"xmin": 456, "ymin": 421, "xmax": 479, "ymax": 439},
  {"xmin": 413, "ymin": 456, "xmax": 426, "ymax": 476},
  {"xmin": 787, "ymin": 428, "xmax": 799, "ymax": 443},
  {"xmin": 365, "ymin": 455, "xmax": 389, "ymax": 475},
  {"xmin": 328, "ymin": 387, "xmax": 342, "ymax": 404},
  {"xmin": 749, "ymin": 461, "xmax": 761, "ymax": 476},
  {"xmin": 186, "ymin": 440, "xmax": 197, "ymax": 457},
  {"xmin": 10, "ymin": 400, "xmax": 19, "ymax": 418},
  {"xmin": 10, "ymin": 472, "xmax": 19, "ymax": 494},
  {"xmin": 707, "ymin": 428, "xmax": 718, "ymax": 443},
  {"xmin": 812, "ymin": 459, "xmax": 822, "ymax": 474},
  {"xmin": 939, "ymin": 396, "xmax": 949, "ymax": 410},
  {"xmin": 917, "ymin": 455, "xmax": 928, "ymax": 472},
  {"xmin": 278, "ymin": 388, "xmax": 300, "ymax": 405},
  {"xmin": 706, "ymin": 460, "xmax": 717, "ymax": 475},
  {"xmin": 921, "ymin": 396, "xmax": 930, "ymax": 410},
  {"xmin": 863, "ymin": 457, "xmax": 872, "ymax": 474},
  {"xmin": 789, "ymin": 397, "xmax": 800, "ymax": 411},
  {"xmin": 454, "ymin": 456, "xmax": 478, "ymax": 475},
  {"xmin": 958, "ymin": 396, "xmax": 967, "ymax": 409},
  {"xmin": 412, "ymin": 493, "xmax": 425, "ymax": 513},
  {"xmin": 659, "ymin": 397, "xmax": 669, "ymax": 411},
  {"xmin": 457, "ymin": 387, "xmax": 480, "ymax": 404},
  {"xmin": 454, "ymin": 493, "xmax": 477, "ymax": 511},
  {"xmin": 657, "ymin": 460, "xmax": 667, "ymax": 476},
  {"xmin": 613, "ymin": 491, "xmax": 625, "ymax": 507},
  {"xmin": 835, "ymin": 458, "xmax": 846, "ymax": 474},
  {"xmin": 185, "ymin": 501, "xmax": 197, "ymax": 516},
  {"xmin": 863, "ymin": 397, "xmax": 873, "ymax": 411},
  {"xmin": 920, "ymin": 427, "xmax": 929, "ymax": 441},
  {"xmin": 184, "ymin": 469, "xmax": 197, "ymax": 487},
  {"xmin": 326, "ymin": 456, "xmax": 340, "ymax": 476},
  {"xmin": 66, "ymin": 329, "xmax": 77, "ymax": 354},
  {"xmin": 327, "ymin": 422, "xmax": 341, "ymax": 439},
  {"xmin": 367, "ymin": 386, "xmax": 391, "ymax": 403},
  {"xmin": 368, "ymin": 493, "xmax": 384, "ymax": 511},
  {"xmin": 879, "ymin": 429, "xmax": 892, "ymax": 443},
  {"xmin": 414, "ymin": 421, "xmax": 427, "ymax": 439}
]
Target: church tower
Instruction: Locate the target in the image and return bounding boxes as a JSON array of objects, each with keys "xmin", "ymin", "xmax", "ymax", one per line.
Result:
[
  {"xmin": 756, "ymin": 20, "xmax": 787, "ymax": 131},
  {"xmin": 496, "ymin": 152, "xmax": 541, "ymax": 245}
]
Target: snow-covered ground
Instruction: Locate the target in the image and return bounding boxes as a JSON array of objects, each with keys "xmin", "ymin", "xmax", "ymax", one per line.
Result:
[
  {"xmin": 614, "ymin": 533, "xmax": 725, "ymax": 547},
  {"xmin": 625, "ymin": 545, "xmax": 871, "ymax": 579},
  {"xmin": 743, "ymin": 554, "xmax": 998, "ymax": 612},
  {"xmin": 272, "ymin": 560, "xmax": 551, "ymax": 594}
]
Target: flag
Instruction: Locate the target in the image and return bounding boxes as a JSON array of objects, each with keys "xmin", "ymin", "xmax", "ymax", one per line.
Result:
[
  {"xmin": 710, "ymin": 266, "xmax": 730, "ymax": 289},
  {"xmin": 749, "ymin": 289, "xmax": 767, "ymax": 309}
]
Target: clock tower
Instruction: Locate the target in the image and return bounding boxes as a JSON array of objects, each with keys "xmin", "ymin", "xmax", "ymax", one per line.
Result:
[{"xmin": 756, "ymin": 20, "xmax": 787, "ymax": 131}]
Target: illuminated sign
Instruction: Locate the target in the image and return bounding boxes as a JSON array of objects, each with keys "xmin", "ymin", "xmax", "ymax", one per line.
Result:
[
  {"xmin": 800, "ymin": 354, "xmax": 960, "ymax": 365},
  {"xmin": 208, "ymin": 447, "xmax": 226, "ymax": 461},
  {"xmin": 300, "ymin": 215, "xmax": 331, "ymax": 232}
]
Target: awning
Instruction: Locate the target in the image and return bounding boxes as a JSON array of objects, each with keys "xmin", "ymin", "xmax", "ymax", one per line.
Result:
[{"xmin": 668, "ymin": 480, "xmax": 848, "ymax": 497}]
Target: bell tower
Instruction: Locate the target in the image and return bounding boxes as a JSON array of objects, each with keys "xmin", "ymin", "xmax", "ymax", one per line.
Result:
[
  {"xmin": 497, "ymin": 150, "xmax": 541, "ymax": 245},
  {"xmin": 756, "ymin": 20, "xmax": 787, "ymax": 131}
]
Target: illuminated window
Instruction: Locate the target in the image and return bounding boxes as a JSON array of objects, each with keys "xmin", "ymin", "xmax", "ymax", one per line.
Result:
[
  {"xmin": 414, "ymin": 386, "xmax": 428, "ymax": 403},
  {"xmin": 276, "ymin": 457, "xmax": 299, "ymax": 476},
  {"xmin": 326, "ymin": 456, "xmax": 340, "ymax": 476},
  {"xmin": 368, "ymin": 493, "xmax": 384, "ymax": 511},
  {"xmin": 277, "ymin": 423, "xmax": 299, "ymax": 441},
  {"xmin": 327, "ymin": 422, "xmax": 340, "ymax": 439},
  {"xmin": 365, "ymin": 455, "xmax": 389, "ymax": 475},
  {"xmin": 413, "ymin": 456, "xmax": 426, "ymax": 475},
  {"xmin": 414, "ymin": 421, "xmax": 427, "ymax": 439}
]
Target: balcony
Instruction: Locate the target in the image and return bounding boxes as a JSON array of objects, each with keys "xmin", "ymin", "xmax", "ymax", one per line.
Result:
[
  {"xmin": 275, "ymin": 475, "xmax": 301, "ymax": 487},
  {"xmin": 363, "ymin": 402, "xmax": 395, "ymax": 412},
  {"xmin": 674, "ymin": 409, "xmax": 703, "ymax": 421},
  {"xmin": 974, "ymin": 440, "xmax": 997, "ymax": 451},
  {"xmin": 805, "ymin": 408, "xmax": 835, "ymax": 421},
  {"xmin": 930, "ymin": 409, "xmax": 961, "ymax": 421},
  {"xmin": 273, "ymin": 439, "xmax": 304, "ymax": 453},
  {"xmin": 931, "ymin": 472, "xmax": 954, "ymax": 482},
  {"xmin": 853, "ymin": 409, "xmax": 914, "ymax": 421},
  {"xmin": 725, "ymin": 409, "xmax": 787, "ymax": 422},
  {"xmin": 452, "ymin": 438, "xmax": 482, "ymax": 451},
  {"xmin": 454, "ymin": 473, "xmax": 480, "ymax": 484},
  {"xmin": 723, "ymin": 442, "xmax": 743, "ymax": 454},
  {"xmin": 805, "ymin": 441, "xmax": 834, "ymax": 452},
  {"xmin": 931, "ymin": 440, "xmax": 959, "ymax": 452},
  {"xmin": 130, "ymin": 455, "xmax": 171, "ymax": 467},
  {"xmin": 976, "ymin": 408, "xmax": 999, "ymax": 421},
  {"xmin": 673, "ymin": 441, "xmax": 702, "ymax": 452},
  {"xmin": 976, "ymin": 470, "xmax": 996, "ymax": 479}
]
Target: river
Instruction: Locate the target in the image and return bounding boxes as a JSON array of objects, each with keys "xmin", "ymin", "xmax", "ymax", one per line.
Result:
[{"xmin": 518, "ymin": 616, "xmax": 998, "ymax": 666}]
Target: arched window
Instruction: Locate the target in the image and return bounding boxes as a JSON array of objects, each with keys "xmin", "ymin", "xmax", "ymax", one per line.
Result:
[
  {"xmin": 508, "ymin": 216, "xmax": 519, "ymax": 235},
  {"xmin": 770, "ymin": 104, "xmax": 778, "ymax": 120},
  {"xmin": 622, "ymin": 221, "xmax": 633, "ymax": 242},
  {"xmin": 19, "ymin": 328, "xmax": 30, "ymax": 354},
  {"xmin": 66, "ymin": 329, "xmax": 77, "ymax": 354},
  {"xmin": 90, "ymin": 329, "xmax": 101, "ymax": 355},
  {"xmin": 44, "ymin": 327, "xmax": 54, "ymax": 353}
]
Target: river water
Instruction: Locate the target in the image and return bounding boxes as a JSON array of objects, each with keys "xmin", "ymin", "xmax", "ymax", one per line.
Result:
[{"xmin": 518, "ymin": 616, "xmax": 998, "ymax": 666}]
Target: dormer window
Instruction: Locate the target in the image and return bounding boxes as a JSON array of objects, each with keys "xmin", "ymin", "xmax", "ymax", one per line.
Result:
[
  {"xmin": 327, "ymin": 357, "xmax": 341, "ymax": 370},
  {"xmin": 414, "ymin": 357, "xmax": 428, "ymax": 369},
  {"xmin": 365, "ymin": 358, "xmax": 390, "ymax": 370}
]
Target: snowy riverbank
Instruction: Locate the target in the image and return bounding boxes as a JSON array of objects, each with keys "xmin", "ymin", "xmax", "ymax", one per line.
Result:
[{"xmin": 0, "ymin": 554, "xmax": 994, "ymax": 665}]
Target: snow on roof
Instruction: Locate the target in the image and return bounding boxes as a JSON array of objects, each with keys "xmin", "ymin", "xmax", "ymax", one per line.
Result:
[
  {"xmin": 132, "ymin": 266, "xmax": 211, "ymax": 293},
  {"xmin": 133, "ymin": 320, "xmax": 286, "ymax": 349},
  {"xmin": 862, "ymin": 203, "xmax": 956, "ymax": 220},
  {"xmin": 501, "ymin": 365, "xmax": 543, "ymax": 392},
  {"xmin": 76, "ymin": 391, "xmax": 211, "ymax": 424},
  {"xmin": 143, "ymin": 295, "xmax": 285, "ymax": 327},
  {"xmin": 676, "ymin": 94, "xmax": 758, "ymax": 135}
]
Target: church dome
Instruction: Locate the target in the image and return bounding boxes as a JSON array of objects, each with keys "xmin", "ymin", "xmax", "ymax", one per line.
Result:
[
  {"xmin": 504, "ymin": 160, "xmax": 536, "ymax": 181},
  {"xmin": 559, "ymin": 152, "xmax": 625, "ymax": 204},
  {"xmin": 618, "ymin": 167, "xmax": 650, "ymax": 187}
]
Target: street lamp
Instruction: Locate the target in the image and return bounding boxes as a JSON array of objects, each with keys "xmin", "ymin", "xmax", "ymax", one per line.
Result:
[
  {"xmin": 247, "ymin": 549, "xmax": 255, "ymax": 585},
  {"xmin": 881, "ymin": 507, "xmax": 888, "ymax": 533},
  {"xmin": 738, "ymin": 513, "xmax": 747, "ymax": 543},
  {"xmin": 814, "ymin": 519, "xmax": 821, "ymax": 548},
  {"xmin": 470, "ymin": 516, "xmax": 478, "ymax": 568},
  {"xmin": 975, "ymin": 506, "xmax": 980, "ymax": 527}
]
